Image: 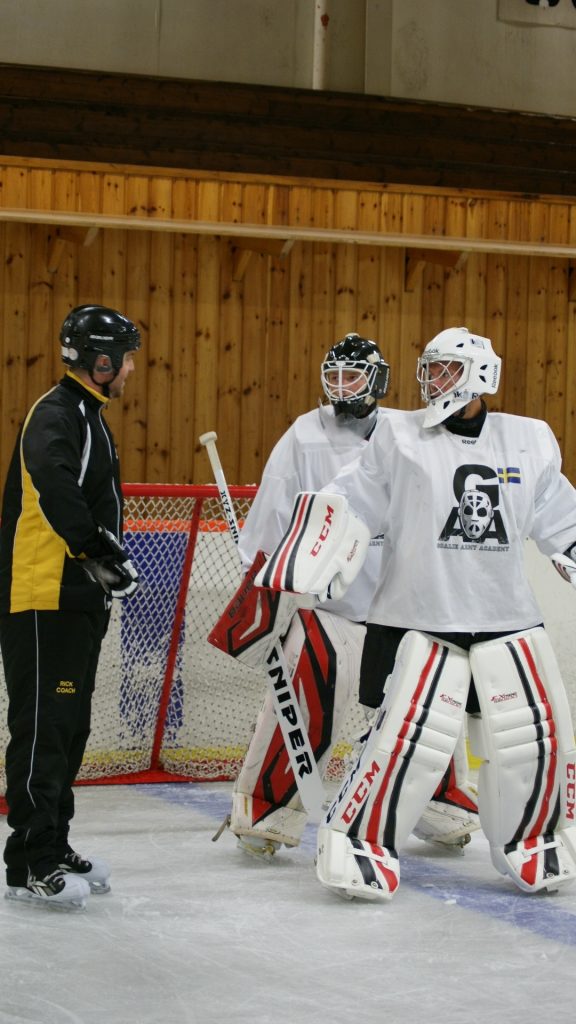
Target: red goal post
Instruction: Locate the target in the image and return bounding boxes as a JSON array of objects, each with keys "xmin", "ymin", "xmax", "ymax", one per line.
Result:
[{"xmin": 0, "ymin": 482, "xmax": 359, "ymax": 804}]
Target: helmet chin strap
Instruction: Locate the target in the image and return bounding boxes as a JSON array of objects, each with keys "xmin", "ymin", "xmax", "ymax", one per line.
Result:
[
  {"xmin": 88, "ymin": 370, "xmax": 116, "ymax": 397},
  {"xmin": 333, "ymin": 396, "xmax": 377, "ymax": 420},
  {"xmin": 88, "ymin": 353, "xmax": 120, "ymax": 396}
]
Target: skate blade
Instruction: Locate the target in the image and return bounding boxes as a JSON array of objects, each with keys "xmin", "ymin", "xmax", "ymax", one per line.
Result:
[
  {"xmin": 4, "ymin": 887, "xmax": 87, "ymax": 912},
  {"xmin": 236, "ymin": 837, "xmax": 278, "ymax": 861},
  {"xmin": 425, "ymin": 832, "xmax": 471, "ymax": 853}
]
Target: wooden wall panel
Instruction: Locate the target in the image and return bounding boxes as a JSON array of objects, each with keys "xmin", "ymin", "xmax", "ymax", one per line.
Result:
[
  {"xmin": 3, "ymin": 65, "xmax": 576, "ymax": 199},
  {"xmin": 123, "ymin": 229, "xmax": 151, "ymax": 483},
  {"xmin": 2, "ymin": 159, "xmax": 576, "ymax": 490}
]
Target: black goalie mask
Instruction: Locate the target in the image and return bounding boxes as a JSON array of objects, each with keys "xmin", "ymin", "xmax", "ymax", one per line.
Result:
[{"xmin": 321, "ymin": 334, "xmax": 390, "ymax": 418}]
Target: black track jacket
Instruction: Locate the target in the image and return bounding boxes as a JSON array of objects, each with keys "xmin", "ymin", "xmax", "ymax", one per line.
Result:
[{"xmin": 0, "ymin": 371, "xmax": 123, "ymax": 613}]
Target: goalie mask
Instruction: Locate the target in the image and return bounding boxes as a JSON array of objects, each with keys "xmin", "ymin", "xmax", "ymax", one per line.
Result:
[
  {"xmin": 321, "ymin": 334, "xmax": 390, "ymax": 419},
  {"xmin": 416, "ymin": 327, "xmax": 501, "ymax": 428},
  {"xmin": 459, "ymin": 489, "xmax": 494, "ymax": 541},
  {"xmin": 60, "ymin": 305, "xmax": 141, "ymax": 392}
]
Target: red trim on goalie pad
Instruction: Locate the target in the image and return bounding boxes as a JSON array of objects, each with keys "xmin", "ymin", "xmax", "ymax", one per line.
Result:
[
  {"xmin": 366, "ymin": 642, "xmax": 442, "ymax": 843},
  {"xmin": 517, "ymin": 637, "xmax": 558, "ymax": 839},
  {"xmin": 520, "ymin": 837, "xmax": 539, "ymax": 887},
  {"xmin": 506, "ymin": 636, "xmax": 559, "ymax": 843},
  {"xmin": 253, "ymin": 610, "xmax": 337, "ymax": 819},
  {"xmin": 376, "ymin": 862, "xmax": 399, "ymax": 894},
  {"xmin": 433, "ymin": 761, "xmax": 478, "ymax": 813},
  {"xmin": 0, "ymin": 795, "xmax": 8, "ymax": 815}
]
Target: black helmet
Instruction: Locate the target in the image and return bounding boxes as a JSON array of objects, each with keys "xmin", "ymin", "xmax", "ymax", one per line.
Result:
[
  {"xmin": 60, "ymin": 305, "xmax": 141, "ymax": 378},
  {"xmin": 321, "ymin": 333, "xmax": 390, "ymax": 418}
]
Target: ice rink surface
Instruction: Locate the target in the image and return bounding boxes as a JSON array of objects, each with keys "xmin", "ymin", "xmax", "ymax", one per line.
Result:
[{"xmin": 1, "ymin": 782, "xmax": 576, "ymax": 1024}]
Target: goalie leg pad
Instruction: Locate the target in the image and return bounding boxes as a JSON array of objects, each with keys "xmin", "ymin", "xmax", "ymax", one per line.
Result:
[
  {"xmin": 316, "ymin": 631, "xmax": 470, "ymax": 898},
  {"xmin": 470, "ymin": 627, "xmax": 576, "ymax": 893},
  {"xmin": 231, "ymin": 610, "xmax": 365, "ymax": 846},
  {"xmin": 316, "ymin": 827, "xmax": 399, "ymax": 902}
]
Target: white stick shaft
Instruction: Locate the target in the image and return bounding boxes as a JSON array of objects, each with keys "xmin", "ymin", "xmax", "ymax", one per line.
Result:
[{"xmin": 200, "ymin": 434, "xmax": 240, "ymax": 544}]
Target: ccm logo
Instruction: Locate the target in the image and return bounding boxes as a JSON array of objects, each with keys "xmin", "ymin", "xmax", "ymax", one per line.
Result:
[
  {"xmin": 341, "ymin": 760, "xmax": 380, "ymax": 825},
  {"xmin": 567, "ymin": 762, "xmax": 576, "ymax": 822},
  {"xmin": 310, "ymin": 505, "xmax": 335, "ymax": 557}
]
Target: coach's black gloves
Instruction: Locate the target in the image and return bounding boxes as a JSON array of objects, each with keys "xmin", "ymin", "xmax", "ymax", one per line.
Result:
[{"xmin": 80, "ymin": 525, "xmax": 139, "ymax": 598}]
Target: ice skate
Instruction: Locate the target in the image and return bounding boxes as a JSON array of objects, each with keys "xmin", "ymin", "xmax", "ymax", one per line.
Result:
[
  {"xmin": 412, "ymin": 798, "xmax": 479, "ymax": 850},
  {"xmin": 59, "ymin": 848, "xmax": 111, "ymax": 894},
  {"xmin": 5, "ymin": 869, "xmax": 90, "ymax": 911},
  {"xmin": 236, "ymin": 835, "xmax": 281, "ymax": 861},
  {"xmin": 229, "ymin": 792, "xmax": 306, "ymax": 856},
  {"xmin": 213, "ymin": 809, "xmax": 282, "ymax": 860}
]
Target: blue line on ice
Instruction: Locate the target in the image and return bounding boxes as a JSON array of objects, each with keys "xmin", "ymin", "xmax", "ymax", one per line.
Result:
[{"xmin": 137, "ymin": 782, "xmax": 576, "ymax": 946}]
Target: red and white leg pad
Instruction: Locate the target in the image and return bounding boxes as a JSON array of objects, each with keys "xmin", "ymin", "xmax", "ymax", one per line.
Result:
[
  {"xmin": 231, "ymin": 609, "xmax": 365, "ymax": 849},
  {"xmin": 469, "ymin": 627, "xmax": 576, "ymax": 894},
  {"xmin": 316, "ymin": 631, "xmax": 470, "ymax": 900}
]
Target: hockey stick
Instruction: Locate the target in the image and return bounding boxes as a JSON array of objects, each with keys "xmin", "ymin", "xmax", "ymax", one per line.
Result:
[
  {"xmin": 199, "ymin": 430, "xmax": 325, "ymax": 822},
  {"xmin": 198, "ymin": 431, "xmax": 240, "ymax": 545}
]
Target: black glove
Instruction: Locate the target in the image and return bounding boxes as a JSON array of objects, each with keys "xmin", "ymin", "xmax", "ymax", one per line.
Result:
[{"xmin": 80, "ymin": 526, "xmax": 139, "ymax": 599}]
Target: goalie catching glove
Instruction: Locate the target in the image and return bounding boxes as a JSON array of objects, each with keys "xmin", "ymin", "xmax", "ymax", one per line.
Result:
[
  {"xmin": 80, "ymin": 525, "xmax": 139, "ymax": 599},
  {"xmin": 254, "ymin": 492, "xmax": 370, "ymax": 602}
]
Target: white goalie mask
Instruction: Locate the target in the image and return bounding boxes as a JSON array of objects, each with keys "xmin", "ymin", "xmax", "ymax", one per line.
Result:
[{"xmin": 416, "ymin": 327, "xmax": 501, "ymax": 428}]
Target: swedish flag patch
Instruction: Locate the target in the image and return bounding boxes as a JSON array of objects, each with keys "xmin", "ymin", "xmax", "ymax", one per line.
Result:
[{"xmin": 497, "ymin": 466, "xmax": 521, "ymax": 484}]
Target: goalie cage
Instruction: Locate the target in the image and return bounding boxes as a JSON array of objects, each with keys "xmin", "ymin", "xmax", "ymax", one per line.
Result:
[{"xmin": 0, "ymin": 483, "xmax": 365, "ymax": 802}]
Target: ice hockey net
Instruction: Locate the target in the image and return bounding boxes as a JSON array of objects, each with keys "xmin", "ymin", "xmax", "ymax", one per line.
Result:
[{"xmin": 0, "ymin": 483, "xmax": 359, "ymax": 797}]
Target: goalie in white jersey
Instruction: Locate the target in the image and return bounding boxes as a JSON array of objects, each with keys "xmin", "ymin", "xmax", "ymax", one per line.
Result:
[
  {"xmin": 258, "ymin": 326, "xmax": 576, "ymax": 900},
  {"xmin": 226, "ymin": 333, "xmax": 479, "ymax": 858}
]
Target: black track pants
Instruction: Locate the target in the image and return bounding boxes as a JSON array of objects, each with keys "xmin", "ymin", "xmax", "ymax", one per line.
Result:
[{"xmin": 1, "ymin": 608, "xmax": 109, "ymax": 885}]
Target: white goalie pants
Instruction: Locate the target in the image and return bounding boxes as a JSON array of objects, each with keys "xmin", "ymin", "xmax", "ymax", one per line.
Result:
[
  {"xmin": 231, "ymin": 611, "xmax": 477, "ymax": 848},
  {"xmin": 316, "ymin": 627, "xmax": 576, "ymax": 899}
]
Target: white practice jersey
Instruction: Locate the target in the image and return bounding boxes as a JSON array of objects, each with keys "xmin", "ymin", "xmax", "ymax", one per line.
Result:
[
  {"xmin": 325, "ymin": 408, "xmax": 576, "ymax": 633},
  {"xmin": 239, "ymin": 404, "xmax": 387, "ymax": 621}
]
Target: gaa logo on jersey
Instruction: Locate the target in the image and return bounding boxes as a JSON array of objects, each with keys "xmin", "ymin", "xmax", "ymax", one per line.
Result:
[{"xmin": 439, "ymin": 463, "xmax": 509, "ymax": 546}]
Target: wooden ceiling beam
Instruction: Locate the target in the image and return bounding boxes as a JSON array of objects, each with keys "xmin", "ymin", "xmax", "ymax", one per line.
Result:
[{"xmin": 3, "ymin": 208, "xmax": 575, "ymax": 259}]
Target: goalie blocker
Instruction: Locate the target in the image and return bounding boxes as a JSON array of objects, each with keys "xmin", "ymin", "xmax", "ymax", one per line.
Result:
[
  {"xmin": 255, "ymin": 492, "xmax": 370, "ymax": 602},
  {"xmin": 208, "ymin": 551, "xmax": 298, "ymax": 670}
]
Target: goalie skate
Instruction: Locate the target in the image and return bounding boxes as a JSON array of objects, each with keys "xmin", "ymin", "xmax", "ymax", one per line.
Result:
[
  {"xmin": 5, "ymin": 870, "xmax": 90, "ymax": 911},
  {"xmin": 230, "ymin": 792, "xmax": 306, "ymax": 850},
  {"xmin": 236, "ymin": 835, "xmax": 281, "ymax": 861},
  {"xmin": 316, "ymin": 827, "xmax": 399, "ymax": 902},
  {"xmin": 412, "ymin": 794, "xmax": 478, "ymax": 849}
]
